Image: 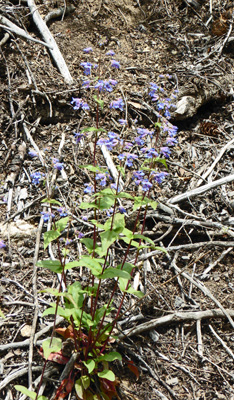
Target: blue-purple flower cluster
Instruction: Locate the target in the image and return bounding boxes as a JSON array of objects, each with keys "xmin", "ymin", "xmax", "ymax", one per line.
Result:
[
  {"xmin": 31, "ymin": 172, "xmax": 44, "ymax": 185},
  {"xmin": 71, "ymin": 97, "xmax": 90, "ymax": 111},
  {"xmin": 41, "ymin": 211, "xmax": 55, "ymax": 222},
  {"xmin": 149, "ymin": 79, "xmax": 178, "ymax": 119},
  {"xmin": 0, "ymin": 239, "xmax": 6, "ymax": 248},
  {"xmin": 71, "ymin": 48, "xmax": 179, "ymax": 195}
]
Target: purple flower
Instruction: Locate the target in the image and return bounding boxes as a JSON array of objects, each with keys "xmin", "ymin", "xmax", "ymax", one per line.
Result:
[
  {"xmin": 57, "ymin": 207, "xmax": 68, "ymax": 217},
  {"xmin": 119, "ymin": 206, "xmax": 127, "ymax": 214},
  {"xmin": 135, "ymin": 136, "xmax": 145, "ymax": 146},
  {"xmin": 108, "ymin": 79, "xmax": 118, "ymax": 86},
  {"xmin": 106, "ymin": 139, "xmax": 119, "ymax": 151},
  {"xmin": 82, "ymin": 80, "xmax": 91, "ymax": 89},
  {"xmin": 151, "ymin": 171, "xmax": 169, "ymax": 184},
  {"xmin": 110, "ymin": 98, "xmax": 124, "ymax": 111},
  {"xmin": 97, "ymin": 138, "xmax": 107, "ymax": 146},
  {"xmin": 143, "ymin": 148, "xmax": 158, "ymax": 159},
  {"xmin": 108, "ymin": 132, "xmax": 118, "ymax": 140},
  {"xmin": 118, "ymin": 153, "xmax": 126, "ymax": 161},
  {"xmin": 78, "ymin": 232, "xmax": 84, "ymax": 239},
  {"xmin": 0, "ymin": 239, "xmax": 6, "ymax": 248},
  {"xmin": 96, "ymin": 173, "xmax": 107, "ymax": 187},
  {"xmin": 82, "ymin": 216, "xmax": 88, "ymax": 221},
  {"xmin": 168, "ymin": 125, "xmax": 178, "ymax": 137},
  {"xmin": 118, "ymin": 119, "xmax": 127, "ymax": 125},
  {"xmin": 133, "ymin": 170, "xmax": 145, "ymax": 180},
  {"xmin": 126, "ymin": 153, "xmax": 138, "ymax": 167},
  {"xmin": 106, "ymin": 208, "xmax": 113, "ymax": 217},
  {"xmin": 160, "ymin": 146, "xmax": 171, "ymax": 158},
  {"xmin": 111, "ymin": 60, "xmax": 120, "ymax": 69},
  {"xmin": 84, "ymin": 184, "xmax": 94, "ymax": 194},
  {"xmin": 31, "ymin": 172, "xmax": 43, "ymax": 185},
  {"xmin": 28, "ymin": 150, "xmax": 38, "ymax": 158},
  {"xmin": 137, "ymin": 128, "xmax": 154, "ymax": 138},
  {"xmin": 52, "ymin": 158, "xmax": 64, "ymax": 170},
  {"xmin": 166, "ymin": 136, "xmax": 178, "ymax": 146},
  {"xmin": 106, "ymin": 50, "xmax": 115, "ymax": 56},
  {"xmin": 65, "ymin": 239, "xmax": 73, "ymax": 245},
  {"xmin": 74, "ymin": 132, "xmax": 84, "ymax": 143},
  {"xmin": 82, "ymin": 102, "xmax": 90, "ymax": 110},
  {"xmin": 71, "ymin": 97, "xmax": 90, "ymax": 111},
  {"xmin": 41, "ymin": 211, "xmax": 55, "ymax": 222},
  {"xmin": 80, "ymin": 62, "xmax": 93, "ymax": 75},
  {"xmin": 94, "ymin": 79, "xmax": 118, "ymax": 93},
  {"xmin": 141, "ymin": 179, "xmax": 153, "ymax": 192},
  {"xmin": 124, "ymin": 142, "xmax": 133, "ymax": 150},
  {"xmin": 83, "ymin": 47, "xmax": 93, "ymax": 53},
  {"xmin": 54, "ymin": 162, "xmax": 64, "ymax": 171},
  {"xmin": 164, "ymin": 109, "xmax": 171, "ymax": 119}
]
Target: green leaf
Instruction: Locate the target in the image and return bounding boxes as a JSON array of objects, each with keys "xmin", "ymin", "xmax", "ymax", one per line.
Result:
[
  {"xmin": 67, "ymin": 282, "xmax": 84, "ymax": 308},
  {"xmin": 132, "ymin": 234, "xmax": 155, "ymax": 246},
  {"xmin": 79, "ymin": 201, "xmax": 98, "ymax": 210},
  {"xmin": 64, "ymin": 261, "xmax": 81, "ymax": 270},
  {"xmin": 80, "ymin": 165, "xmax": 107, "ymax": 174},
  {"xmin": 154, "ymin": 246, "xmax": 167, "ymax": 253},
  {"xmin": 98, "ymin": 267, "xmax": 130, "ymax": 280},
  {"xmin": 81, "ymin": 375, "xmax": 90, "ymax": 390},
  {"xmin": 42, "ymin": 198, "xmax": 61, "ymax": 206},
  {"xmin": 75, "ymin": 378, "xmax": 83, "ymax": 399},
  {"xmin": 40, "ymin": 288, "xmax": 60, "ymax": 296},
  {"xmin": 76, "ymin": 256, "xmax": 103, "ymax": 275},
  {"xmin": 93, "ymin": 95, "xmax": 104, "ymax": 110},
  {"xmin": 0, "ymin": 309, "xmax": 5, "ymax": 318},
  {"xmin": 117, "ymin": 262, "xmax": 135, "ymax": 273},
  {"xmin": 82, "ymin": 127, "xmax": 105, "ymax": 133},
  {"xmin": 121, "ymin": 236, "xmax": 141, "ymax": 248},
  {"xmin": 118, "ymin": 278, "xmax": 144, "ymax": 298},
  {"xmin": 15, "ymin": 386, "xmax": 48, "ymax": 400},
  {"xmin": 132, "ymin": 196, "xmax": 157, "ymax": 211},
  {"xmin": 83, "ymin": 359, "xmax": 96, "ymax": 374},
  {"xmin": 97, "ymin": 352, "xmax": 122, "ymax": 362},
  {"xmin": 97, "ymin": 196, "xmax": 115, "ymax": 210},
  {"xmin": 81, "ymin": 238, "xmax": 96, "ymax": 253},
  {"xmin": 42, "ymin": 304, "xmax": 72, "ymax": 320},
  {"xmin": 44, "ymin": 230, "xmax": 60, "ymax": 249},
  {"xmin": 99, "ymin": 230, "xmax": 119, "ymax": 255},
  {"xmin": 98, "ymin": 370, "xmax": 115, "ymax": 381},
  {"xmin": 37, "ymin": 260, "xmax": 63, "ymax": 273},
  {"xmin": 116, "ymin": 192, "xmax": 134, "ymax": 200},
  {"xmin": 55, "ymin": 217, "xmax": 69, "ymax": 232},
  {"xmin": 125, "ymin": 286, "xmax": 144, "ymax": 298},
  {"xmin": 42, "ymin": 337, "xmax": 62, "ymax": 360}
]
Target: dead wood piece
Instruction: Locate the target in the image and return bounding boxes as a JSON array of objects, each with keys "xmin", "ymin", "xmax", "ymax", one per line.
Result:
[
  {"xmin": 27, "ymin": 0, "xmax": 73, "ymax": 84},
  {"xmin": 200, "ymin": 247, "xmax": 233, "ymax": 280},
  {"xmin": 44, "ymin": 5, "xmax": 75, "ymax": 24},
  {"xmin": 196, "ymin": 137, "xmax": 234, "ymax": 187},
  {"xmin": 148, "ymin": 211, "xmax": 234, "ymax": 238},
  {"xmin": 209, "ymin": 324, "xmax": 234, "ymax": 360},
  {"xmin": 0, "ymin": 14, "xmax": 53, "ymax": 48},
  {"xmin": 101, "ymin": 144, "xmax": 124, "ymax": 191},
  {"xmin": 0, "ymin": 366, "xmax": 42, "ymax": 391},
  {"xmin": 168, "ymin": 173, "xmax": 234, "ymax": 204},
  {"xmin": 119, "ymin": 309, "xmax": 234, "ymax": 338}
]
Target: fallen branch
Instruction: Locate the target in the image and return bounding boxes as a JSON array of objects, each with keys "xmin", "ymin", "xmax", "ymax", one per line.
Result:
[
  {"xmin": 168, "ymin": 173, "xmax": 234, "ymax": 204},
  {"xmin": 0, "ymin": 15, "xmax": 52, "ymax": 48},
  {"xmin": 27, "ymin": 0, "xmax": 73, "ymax": 84},
  {"xmin": 119, "ymin": 309, "xmax": 234, "ymax": 338}
]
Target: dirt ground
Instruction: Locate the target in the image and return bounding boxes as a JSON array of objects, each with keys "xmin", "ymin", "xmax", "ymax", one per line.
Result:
[{"xmin": 1, "ymin": 0, "xmax": 234, "ymax": 399}]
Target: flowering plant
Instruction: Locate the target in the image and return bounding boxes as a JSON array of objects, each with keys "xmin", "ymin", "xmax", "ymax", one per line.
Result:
[{"xmin": 15, "ymin": 49, "xmax": 178, "ymax": 400}]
